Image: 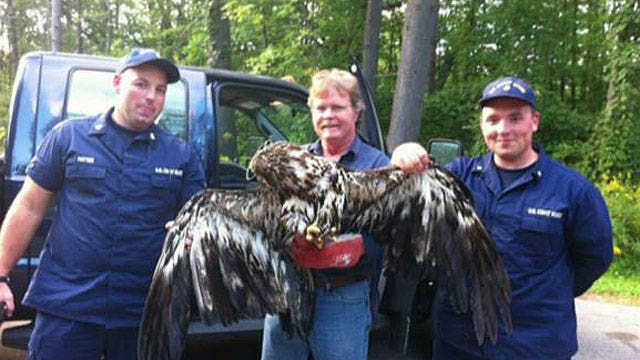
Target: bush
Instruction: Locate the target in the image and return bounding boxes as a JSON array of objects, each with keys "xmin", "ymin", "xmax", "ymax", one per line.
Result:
[
  {"xmin": 598, "ymin": 176, "xmax": 640, "ymax": 259},
  {"xmin": 421, "ymin": 81, "xmax": 485, "ymax": 153},
  {"xmin": 536, "ymin": 96, "xmax": 595, "ymax": 172}
]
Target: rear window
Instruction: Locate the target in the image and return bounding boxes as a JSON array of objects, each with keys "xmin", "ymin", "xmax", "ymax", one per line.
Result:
[{"xmin": 65, "ymin": 69, "xmax": 188, "ymax": 139}]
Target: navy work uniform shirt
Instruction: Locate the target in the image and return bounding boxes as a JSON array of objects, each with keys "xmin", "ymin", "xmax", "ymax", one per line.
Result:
[
  {"xmin": 437, "ymin": 145, "xmax": 613, "ymax": 359},
  {"xmin": 23, "ymin": 108, "xmax": 205, "ymax": 328},
  {"xmin": 306, "ymin": 136, "xmax": 390, "ymax": 283}
]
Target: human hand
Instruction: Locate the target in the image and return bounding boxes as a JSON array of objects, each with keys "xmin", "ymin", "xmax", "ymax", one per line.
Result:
[
  {"xmin": 165, "ymin": 220, "xmax": 175, "ymax": 230},
  {"xmin": 391, "ymin": 142, "xmax": 430, "ymax": 173},
  {"xmin": 166, "ymin": 220, "xmax": 193, "ymax": 251},
  {"xmin": 0, "ymin": 283, "xmax": 15, "ymax": 319}
]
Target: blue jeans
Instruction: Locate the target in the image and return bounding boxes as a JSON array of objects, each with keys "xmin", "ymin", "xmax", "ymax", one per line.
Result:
[
  {"xmin": 261, "ymin": 279, "xmax": 372, "ymax": 360},
  {"xmin": 28, "ymin": 311, "xmax": 137, "ymax": 360}
]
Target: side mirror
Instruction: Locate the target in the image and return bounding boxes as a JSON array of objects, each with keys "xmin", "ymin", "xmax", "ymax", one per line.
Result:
[{"xmin": 426, "ymin": 138, "xmax": 464, "ymax": 165}]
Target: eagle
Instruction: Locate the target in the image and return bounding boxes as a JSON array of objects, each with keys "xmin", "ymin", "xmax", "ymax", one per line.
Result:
[{"xmin": 138, "ymin": 141, "xmax": 512, "ymax": 360}]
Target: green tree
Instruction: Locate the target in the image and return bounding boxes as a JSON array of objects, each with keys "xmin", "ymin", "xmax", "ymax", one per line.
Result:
[
  {"xmin": 209, "ymin": 0, "xmax": 232, "ymax": 69},
  {"xmin": 387, "ymin": 0, "xmax": 438, "ymax": 150},
  {"xmin": 224, "ymin": 0, "xmax": 367, "ymax": 81},
  {"xmin": 587, "ymin": 0, "xmax": 640, "ymax": 181},
  {"xmin": 362, "ymin": 0, "xmax": 383, "ymax": 99}
]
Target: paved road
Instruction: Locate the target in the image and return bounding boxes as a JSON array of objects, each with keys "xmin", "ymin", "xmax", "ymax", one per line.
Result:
[
  {"xmin": 371, "ymin": 297, "xmax": 640, "ymax": 359},
  {"xmin": 574, "ymin": 297, "xmax": 640, "ymax": 360},
  {"xmin": 1, "ymin": 297, "xmax": 639, "ymax": 359}
]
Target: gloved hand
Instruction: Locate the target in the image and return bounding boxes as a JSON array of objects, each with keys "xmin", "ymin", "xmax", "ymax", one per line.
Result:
[{"xmin": 289, "ymin": 232, "xmax": 365, "ymax": 269}]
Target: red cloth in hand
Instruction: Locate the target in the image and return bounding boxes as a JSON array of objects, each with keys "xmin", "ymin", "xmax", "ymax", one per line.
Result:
[{"xmin": 289, "ymin": 233, "xmax": 365, "ymax": 269}]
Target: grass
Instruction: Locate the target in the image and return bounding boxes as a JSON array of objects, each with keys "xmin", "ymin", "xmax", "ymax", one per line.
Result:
[{"xmin": 584, "ymin": 256, "xmax": 640, "ymax": 306}]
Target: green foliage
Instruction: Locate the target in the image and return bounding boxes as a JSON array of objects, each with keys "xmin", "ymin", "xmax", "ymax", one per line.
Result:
[
  {"xmin": 437, "ymin": 0, "xmax": 608, "ymax": 111},
  {"xmin": 0, "ymin": 70, "xmax": 10, "ymax": 152},
  {"xmin": 224, "ymin": 0, "xmax": 366, "ymax": 83},
  {"xmin": 599, "ymin": 177, "xmax": 640, "ymax": 258},
  {"xmin": 420, "ymin": 80, "xmax": 484, "ymax": 153},
  {"xmin": 534, "ymin": 96, "xmax": 595, "ymax": 170},
  {"xmin": 587, "ymin": 50, "xmax": 640, "ymax": 180},
  {"xmin": 590, "ymin": 257, "xmax": 640, "ymax": 305},
  {"xmin": 0, "ymin": 0, "xmax": 638, "ymax": 181},
  {"xmin": 376, "ymin": 2, "xmax": 404, "ymax": 75},
  {"xmin": 373, "ymin": 79, "xmax": 395, "ymax": 135},
  {"xmin": 592, "ymin": 175, "xmax": 640, "ymax": 304},
  {"xmin": 581, "ymin": 1, "xmax": 640, "ymax": 182}
]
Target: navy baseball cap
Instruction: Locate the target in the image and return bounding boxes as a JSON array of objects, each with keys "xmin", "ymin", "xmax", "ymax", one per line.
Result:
[
  {"xmin": 478, "ymin": 76, "xmax": 536, "ymax": 109},
  {"xmin": 117, "ymin": 48, "xmax": 180, "ymax": 83}
]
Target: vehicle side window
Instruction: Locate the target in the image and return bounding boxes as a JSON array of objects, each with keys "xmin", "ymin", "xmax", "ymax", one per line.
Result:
[
  {"xmin": 218, "ymin": 105, "xmax": 265, "ymax": 168},
  {"xmin": 158, "ymin": 84, "xmax": 188, "ymax": 139},
  {"xmin": 215, "ymin": 84, "xmax": 313, "ymax": 189},
  {"xmin": 66, "ymin": 70, "xmax": 114, "ymax": 119},
  {"xmin": 65, "ymin": 69, "xmax": 188, "ymax": 139}
]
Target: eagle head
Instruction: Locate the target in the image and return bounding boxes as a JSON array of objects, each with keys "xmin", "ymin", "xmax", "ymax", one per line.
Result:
[{"xmin": 248, "ymin": 141, "xmax": 341, "ymax": 200}]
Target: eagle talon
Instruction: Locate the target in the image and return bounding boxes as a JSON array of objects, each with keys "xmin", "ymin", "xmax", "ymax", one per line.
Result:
[
  {"xmin": 305, "ymin": 224, "xmax": 330, "ymax": 249},
  {"xmin": 305, "ymin": 225, "xmax": 320, "ymax": 242}
]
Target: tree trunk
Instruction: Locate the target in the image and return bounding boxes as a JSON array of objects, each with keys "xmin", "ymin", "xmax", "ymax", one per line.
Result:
[
  {"xmin": 387, "ymin": 0, "xmax": 438, "ymax": 150},
  {"xmin": 115, "ymin": 0, "xmax": 121, "ymax": 32},
  {"xmin": 570, "ymin": 0, "xmax": 578, "ymax": 109},
  {"xmin": 209, "ymin": 0, "xmax": 232, "ymax": 69},
  {"xmin": 105, "ymin": 1, "xmax": 111, "ymax": 52},
  {"xmin": 424, "ymin": 0, "xmax": 439, "ymax": 94},
  {"xmin": 158, "ymin": 0, "xmax": 172, "ymax": 30},
  {"xmin": 362, "ymin": 0, "xmax": 383, "ymax": 99},
  {"xmin": 51, "ymin": 0, "xmax": 62, "ymax": 52},
  {"xmin": 76, "ymin": 0, "xmax": 83, "ymax": 53},
  {"xmin": 7, "ymin": 0, "xmax": 19, "ymax": 74}
]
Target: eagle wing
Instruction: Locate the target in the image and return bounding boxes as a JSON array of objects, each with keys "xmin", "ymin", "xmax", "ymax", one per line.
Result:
[
  {"xmin": 250, "ymin": 142, "xmax": 512, "ymax": 345},
  {"xmin": 140, "ymin": 141, "xmax": 513, "ymax": 359},
  {"xmin": 340, "ymin": 164, "xmax": 512, "ymax": 345},
  {"xmin": 138, "ymin": 188, "xmax": 314, "ymax": 360}
]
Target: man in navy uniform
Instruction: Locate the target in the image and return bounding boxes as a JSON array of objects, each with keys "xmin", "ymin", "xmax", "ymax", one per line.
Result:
[
  {"xmin": 0, "ymin": 48, "xmax": 205, "ymax": 359},
  {"xmin": 392, "ymin": 76, "xmax": 613, "ymax": 359}
]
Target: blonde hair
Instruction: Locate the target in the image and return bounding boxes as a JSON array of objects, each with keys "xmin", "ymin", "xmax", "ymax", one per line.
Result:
[{"xmin": 307, "ymin": 69, "xmax": 365, "ymax": 115}]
